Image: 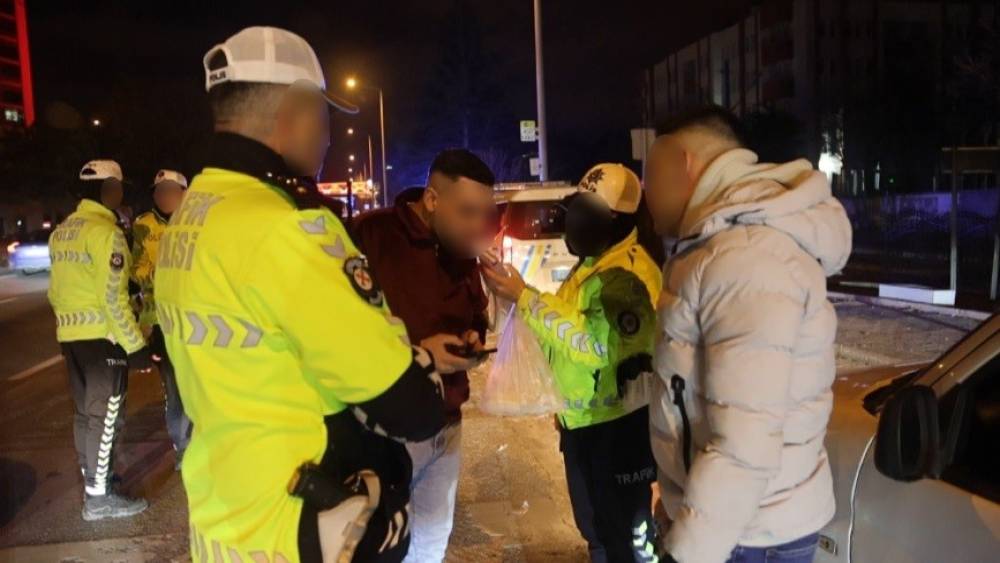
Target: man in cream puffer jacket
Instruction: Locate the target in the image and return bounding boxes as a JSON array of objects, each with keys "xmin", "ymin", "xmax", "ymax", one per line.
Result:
[{"xmin": 643, "ymin": 107, "xmax": 852, "ymax": 563}]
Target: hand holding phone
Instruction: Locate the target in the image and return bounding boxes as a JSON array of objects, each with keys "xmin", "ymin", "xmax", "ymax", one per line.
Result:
[{"xmin": 446, "ymin": 343, "xmax": 497, "ymax": 361}]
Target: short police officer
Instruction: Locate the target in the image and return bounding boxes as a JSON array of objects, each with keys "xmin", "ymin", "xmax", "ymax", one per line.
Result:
[
  {"xmin": 131, "ymin": 169, "xmax": 192, "ymax": 467},
  {"xmin": 48, "ymin": 159, "xmax": 154, "ymax": 521}
]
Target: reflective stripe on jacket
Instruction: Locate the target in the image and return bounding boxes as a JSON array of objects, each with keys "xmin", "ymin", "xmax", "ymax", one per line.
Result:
[
  {"xmin": 517, "ymin": 229, "xmax": 662, "ymax": 430},
  {"xmin": 155, "ymin": 165, "xmax": 417, "ymax": 562},
  {"xmin": 48, "ymin": 199, "xmax": 145, "ymax": 353},
  {"xmin": 131, "ymin": 209, "xmax": 167, "ymax": 327}
]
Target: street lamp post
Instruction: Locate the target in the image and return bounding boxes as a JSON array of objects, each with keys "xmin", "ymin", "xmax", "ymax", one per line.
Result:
[
  {"xmin": 346, "ymin": 77, "xmax": 389, "ymax": 208},
  {"xmin": 367, "ymin": 135, "xmax": 375, "ymax": 188},
  {"xmin": 533, "ymin": 0, "xmax": 549, "ymax": 181}
]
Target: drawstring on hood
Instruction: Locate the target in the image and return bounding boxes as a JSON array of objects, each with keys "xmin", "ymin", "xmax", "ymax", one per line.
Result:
[{"xmin": 676, "ymin": 148, "xmax": 852, "ymax": 275}]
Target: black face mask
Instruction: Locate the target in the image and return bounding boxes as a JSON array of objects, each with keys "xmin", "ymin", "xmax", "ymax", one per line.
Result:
[
  {"xmin": 558, "ymin": 193, "xmax": 613, "ymax": 258},
  {"xmin": 557, "ymin": 193, "xmax": 638, "ymax": 258}
]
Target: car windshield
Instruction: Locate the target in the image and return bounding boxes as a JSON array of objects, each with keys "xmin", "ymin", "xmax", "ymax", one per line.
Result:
[{"xmin": 502, "ymin": 200, "xmax": 564, "ymax": 240}]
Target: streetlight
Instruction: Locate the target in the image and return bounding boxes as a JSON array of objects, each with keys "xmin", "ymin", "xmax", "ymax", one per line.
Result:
[
  {"xmin": 347, "ymin": 127, "xmax": 354, "ymax": 135},
  {"xmin": 349, "ymin": 154, "xmax": 356, "ymax": 162},
  {"xmin": 345, "ymin": 76, "xmax": 388, "ymax": 207},
  {"xmin": 92, "ymin": 118, "xmax": 102, "ymax": 127}
]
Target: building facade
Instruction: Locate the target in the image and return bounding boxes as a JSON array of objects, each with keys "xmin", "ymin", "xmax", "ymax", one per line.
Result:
[
  {"xmin": 0, "ymin": 0, "xmax": 33, "ymax": 131},
  {"xmin": 645, "ymin": 0, "xmax": 996, "ymax": 195}
]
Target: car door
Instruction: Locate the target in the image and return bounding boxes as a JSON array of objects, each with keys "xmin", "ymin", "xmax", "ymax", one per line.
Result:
[{"xmin": 850, "ymin": 340, "xmax": 1000, "ymax": 562}]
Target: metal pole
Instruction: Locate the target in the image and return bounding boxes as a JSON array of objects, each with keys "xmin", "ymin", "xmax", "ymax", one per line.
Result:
[
  {"xmin": 347, "ymin": 179, "xmax": 354, "ymax": 218},
  {"xmin": 378, "ymin": 89, "xmax": 388, "ymax": 207},
  {"xmin": 367, "ymin": 134, "xmax": 375, "ymax": 204},
  {"xmin": 533, "ymin": 0, "xmax": 549, "ymax": 181},
  {"xmin": 950, "ymin": 142, "xmax": 959, "ymax": 291},
  {"xmin": 991, "ymin": 232, "xmax": 999, "ymax": 300}
]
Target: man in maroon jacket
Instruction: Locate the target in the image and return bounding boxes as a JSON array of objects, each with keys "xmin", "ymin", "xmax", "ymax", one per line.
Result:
[{"xmin": 352, "ymin": 149, "xmax": 496, "ymax": 562}]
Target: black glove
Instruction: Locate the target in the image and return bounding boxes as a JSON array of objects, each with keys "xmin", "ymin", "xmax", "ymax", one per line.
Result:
[
  {"xmin": 616, "ymin": 353, "xmax": 653, "ymax": 397},
  {"xmin": 127, "ymin": 347, "xmax": 153, "ymax": 371}
]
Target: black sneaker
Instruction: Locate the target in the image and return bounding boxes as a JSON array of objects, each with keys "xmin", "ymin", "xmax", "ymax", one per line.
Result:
[{"xmin": 82, "ymin": 492, "xmax": 149, "ymax": 521}]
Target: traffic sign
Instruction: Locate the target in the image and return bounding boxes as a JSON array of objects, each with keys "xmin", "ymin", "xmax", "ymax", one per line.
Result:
[
  {"xmin": 529, "ymin": 157, "xmax": 541, "ymax": 177},
  {"xmin": 520, "ymin": 120, "xmax": 537, "ymax": 142}
]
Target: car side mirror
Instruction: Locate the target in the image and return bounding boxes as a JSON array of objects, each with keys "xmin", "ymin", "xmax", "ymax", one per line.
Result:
[{"xmin": 874, "ymin": 385, "xmax": 940, "ymax": 482}]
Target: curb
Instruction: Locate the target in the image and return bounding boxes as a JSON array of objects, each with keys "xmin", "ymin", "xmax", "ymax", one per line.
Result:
[
  {"xmin": 835, "ymin": 343, "xmax": 908, "ymax": 367},
  {"xmin": 829, "ymin": 291, "xmax": 992, "ymax": 321}
]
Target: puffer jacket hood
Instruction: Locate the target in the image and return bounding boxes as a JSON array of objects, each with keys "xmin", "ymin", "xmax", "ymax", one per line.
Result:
[{"xmin": 677, "ymin": 148, "xmax": 852, "ymax": 276}]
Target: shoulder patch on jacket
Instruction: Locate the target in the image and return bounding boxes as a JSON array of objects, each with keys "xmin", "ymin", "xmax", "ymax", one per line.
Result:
[
  {"xmin": 617, "ymin": 310, "xmax": 641, "ymax": 336},
  {"xmin": 110, "ymin": 252, "xmax": 125, "ymax": 271},
  {"xmin": 344, "ymin": 256, "xmax": 384, "ymax": 307}
]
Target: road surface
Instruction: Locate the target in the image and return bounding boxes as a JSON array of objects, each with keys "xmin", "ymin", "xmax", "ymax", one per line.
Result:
[{"xmin": 0, "ymin": 272, "xmax": 985, "ymax": 562}]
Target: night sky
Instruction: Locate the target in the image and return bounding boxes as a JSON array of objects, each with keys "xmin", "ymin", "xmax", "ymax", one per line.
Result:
[{"xmin": 25, "ymin": 0, "xmax": 749, "ymax": 190}]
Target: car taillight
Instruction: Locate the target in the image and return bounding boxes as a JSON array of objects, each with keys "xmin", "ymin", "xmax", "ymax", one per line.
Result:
[{"xmin": 6, "ymin": 241, "xmax": 19, "ymax": 254}]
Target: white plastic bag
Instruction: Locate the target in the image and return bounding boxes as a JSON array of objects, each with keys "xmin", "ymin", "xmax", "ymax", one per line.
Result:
[{"xmin": 479, "ymin": 305, "xmax": 563, "ymax": 416}]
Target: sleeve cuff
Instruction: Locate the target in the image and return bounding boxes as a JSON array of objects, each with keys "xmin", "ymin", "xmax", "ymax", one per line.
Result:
[{"xmin": 516, "ymin": 286, "xmax": 540, "ymax": 316}]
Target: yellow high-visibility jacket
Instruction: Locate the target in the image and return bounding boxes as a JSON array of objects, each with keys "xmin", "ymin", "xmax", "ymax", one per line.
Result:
[
  {"xmin": 130, "ymin": 209, "xmax": 168, "ymax": 328},
  {"xmin": 156, "ymin": 152, "xmax": 442, "ymax": 562},
  {"xmin": 517, "ymin": 230, "xmax": 661, "ymax": 429},
  {"xmin": 48, "ymin": 199, "xmax": 145, "ymax": 353}
]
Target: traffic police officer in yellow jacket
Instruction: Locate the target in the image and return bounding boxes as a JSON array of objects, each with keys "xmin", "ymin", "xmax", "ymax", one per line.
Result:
[
  {"xmin": 131, "ymin": 169, "xmax": 191, "ymax": 466},
  {"xmin": 484, "ymin": 164, "xmax": 662, "ymax": 563},
  {"xmin": 48, "ymin": 159, "xmax": 154, "ymax": 521},
  {"xmin": 156, "ymin": 27, "xmax": 450, "ymax": 562}
]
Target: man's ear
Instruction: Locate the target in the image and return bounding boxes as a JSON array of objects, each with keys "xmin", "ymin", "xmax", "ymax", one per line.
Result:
[{"xmin": 423, "ymin": 186, "xmax": 438, "ymax": 212}]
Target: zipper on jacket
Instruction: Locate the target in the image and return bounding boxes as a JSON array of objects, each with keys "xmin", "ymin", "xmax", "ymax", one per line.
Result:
[{"xmin": 671, "ymin": 374, "xmax": 692, "ymax": 474}]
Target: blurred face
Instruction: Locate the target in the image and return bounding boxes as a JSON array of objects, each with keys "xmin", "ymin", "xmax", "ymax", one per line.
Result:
[
  {"xmin": 274, "ymin": 86, "xmax": 330, "ymax": 178},
  {"xmin": 100, "ymin": 178, "xmax": 124, "ymax": 210},
  {"xmin": 423, "ymin": 171, "xmax": 497, "ymax": 258},
  {"xmin": 644, "ymin": 136, "xmax": 696, "ymax": 237},
  {"xmin": 153, "ymin": 180, "xmax": 185, "ymax": 215}
]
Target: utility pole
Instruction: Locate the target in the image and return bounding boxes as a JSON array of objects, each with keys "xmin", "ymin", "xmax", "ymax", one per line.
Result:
[
  {"xmin": 950, "ymin": 140, "xmax": 959, "ymax": 292},
  {"xmin": 367, "ymin": 134, "xmax": 375, "ymax": 199},
  {"xmin": 533, "ymin": 0, "xmax": 549, "ymax": 181},
  {"xmin": 378, "ymin": 89, "xmax": 388, "ymax": 207}
]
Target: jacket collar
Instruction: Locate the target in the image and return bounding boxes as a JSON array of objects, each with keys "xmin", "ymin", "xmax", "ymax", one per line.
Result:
[
  {"xmin": 151, "ymin": 206, "xmax": 170, "ymax": 224},
  {"xmin": 77, "ymin": 199, "xmax": 117, "ymax": 222},
  {"xmin": 201, "ymin": 132, "xmax": 328, "ymax": 210},
  {"xmin": 204, "ymin": 132, "xmax": 295, "ymax": 182},
  {"xmin": 394, "ymin": 187, "xmax": 435, "ymax": 244},
  {"xmin": 579, "ymin": 229, "xmax": 639, "ymax": 271}
]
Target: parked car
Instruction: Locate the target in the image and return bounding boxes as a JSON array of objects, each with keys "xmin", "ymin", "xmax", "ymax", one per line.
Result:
[
  {"xmin": 7, "ymin": 230, "xmax": 53, "ymax": 274},
  {"xmin": 489, "ymin": 184, "xmax": 576, "ymax": 329},
  {"xmin": 818, "ymin": 314, "xmax": 1000, "ymax": 562}
]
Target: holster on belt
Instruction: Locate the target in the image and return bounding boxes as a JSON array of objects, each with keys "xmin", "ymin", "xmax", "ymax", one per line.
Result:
[{"xmin": 289, "ymin": 464, "xmax": 382, "ymax": 563}]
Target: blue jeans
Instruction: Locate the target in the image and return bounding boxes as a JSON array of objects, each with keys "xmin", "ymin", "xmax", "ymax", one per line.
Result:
[
  {"xmin": 402, "ymin": 423, "xmax": 462, "ymax": 563},
  {"xmin": 725, "ymin": 533, "xmax": 819, "ymax": 563}
]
